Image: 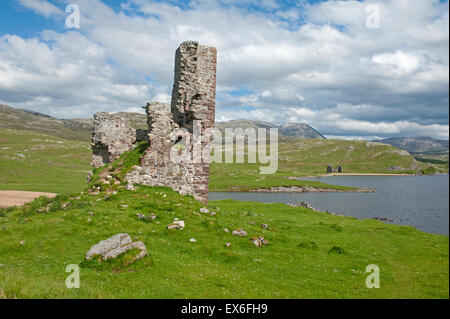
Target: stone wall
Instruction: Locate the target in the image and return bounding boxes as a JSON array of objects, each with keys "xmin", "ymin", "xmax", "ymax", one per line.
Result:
[
  {"xmin": 91, "ymin": 112, "xmax": 136, "ymax": 168},
  {"xmin": 91, "ymin": 41, "xmax": 217, "ymax": 203}
]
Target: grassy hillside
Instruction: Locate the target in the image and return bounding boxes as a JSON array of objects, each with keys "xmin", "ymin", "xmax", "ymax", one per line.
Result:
[
  {"xmin": 0, "ymin": 128, "xmax": 91, "ymax": 194},
  {"xmin": 1, "ymin": 127, "xmax": 435, "ymax": 194},
  {"xmin": 0, "ymin": 104, "xmax": 91, "ymax": 142},
  {"xmin": 278, "ymin": 139, "xmax": 422, "ymax": 174},
  {"xmin": 0, "ymin": 185, "xmax": 447, "ymax": 298},
  {"xmin": 209, "ymin": 138, "xmax": 430, "ymax": 191},
  {"xmin": 378, "ymin": 137, "xmax": 449, "ymax": 154}
]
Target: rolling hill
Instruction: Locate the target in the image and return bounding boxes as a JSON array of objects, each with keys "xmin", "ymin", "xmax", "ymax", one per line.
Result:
[
  {"xmin": 0, "ymin": 104, "xmax": 91, "ymax": 141},
  {"xmin": 1, "ymin": 105, "xmax": 325, "ymax": 140},
  {"xmin": 378, "ymin": 137, "xmax": 449, "ymax": 154},
  {"xmin": 0, "ymin": 146, "xmax": 447, "ymax": 299},
  {"xmin": 0, "ymin": 104, "xmax": 439, "ymax": 195}
]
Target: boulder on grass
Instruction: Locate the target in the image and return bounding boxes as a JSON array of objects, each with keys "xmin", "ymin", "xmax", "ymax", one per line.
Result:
[{"xmin": 85, "ymin": 233, "xmax": 148, "ymax": 264}]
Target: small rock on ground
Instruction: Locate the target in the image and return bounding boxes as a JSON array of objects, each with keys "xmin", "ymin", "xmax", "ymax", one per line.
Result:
[{"xmin": 232, "ymin": 228, "xmax": 247, "ymax": 237}]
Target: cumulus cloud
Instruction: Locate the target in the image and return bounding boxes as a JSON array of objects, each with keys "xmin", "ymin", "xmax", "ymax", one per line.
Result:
[
  {"xmin": 215, "ymin": 104, "xmax": 449, "ymax": 139},
  {"xmin": 0, "ymin": 0, "xmax": 448, "ymax": 139}
]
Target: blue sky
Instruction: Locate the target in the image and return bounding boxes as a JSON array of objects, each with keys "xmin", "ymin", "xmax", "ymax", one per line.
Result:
[{"xmin": 0, "ymin": 0, "xmax": 448, "ymax": 139}]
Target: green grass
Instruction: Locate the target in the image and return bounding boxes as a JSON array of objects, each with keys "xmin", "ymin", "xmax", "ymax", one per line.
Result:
[
  {"xmin": 0, "ymin": 128, "xmax": 91, "ymax": 194},
  {"xmin": 414, "ymin": 157, "xmax": 448, "ymax": 165},
  {"xmin": 414, "ymin": 156, "xmax": 449, "ymax": 173},
  {"xmin": 209, "ymin": 166, "xmax": 357, "ymax": 192},
  {"xmin": 209, "ymin": 139, "xmax": 427, "ymax": 191},
  {"xmin": 0, "ymin": 129, "xmax": 434, "ymax": 195},
  {"xmin": 0, "ymin": 135, "xmax": 447, "ymax": 299},
  {"xmin": 0, "ymin": 185, "xmax": 447, "ymax": 298}
]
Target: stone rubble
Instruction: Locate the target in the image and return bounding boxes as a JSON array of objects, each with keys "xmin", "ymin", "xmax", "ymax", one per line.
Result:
[{"xmin": 249, "ymin": 236, "xmax": 269, "ymax": 247}]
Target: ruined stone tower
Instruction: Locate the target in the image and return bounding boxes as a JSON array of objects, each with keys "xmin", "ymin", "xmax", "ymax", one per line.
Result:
[
  {"xmin": 91, "ymin": 41, "xmax": 217, "ymax": 203},
  {"xmin": 171, "ymin": 41, "xmax": 217, "ymax": 132}
]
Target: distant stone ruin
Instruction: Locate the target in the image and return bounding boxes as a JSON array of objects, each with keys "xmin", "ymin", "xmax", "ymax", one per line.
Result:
[
  {"xmin": 91, "ymin": 41, "xmax": 217, "ymax": 203},
  {"xmin": 326, "ymin": 165, "xmax": 343, "ymax": 173}
]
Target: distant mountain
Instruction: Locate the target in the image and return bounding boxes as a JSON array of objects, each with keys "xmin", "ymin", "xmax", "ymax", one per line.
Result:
[
  {"xmin": 278, "ymin": 123, "xmax": 325, "ymax": 139},
  {"xmin": 378, "ymin": 137, "xmax": 449, "ymax": 154},
  {"xmin": 215, "ymin": 120, "xmax": 325, "ymax": 139},
  {"xmin": 1, "ymin": 105, "xmax": 324, "ymax": 141},
  {"xmin": 0, "ymin": 104, "xmax": 91, "ymax": 141},
  {"xmin": 18, "ymin": 109, "xmax": 54, "ymax": 119}
]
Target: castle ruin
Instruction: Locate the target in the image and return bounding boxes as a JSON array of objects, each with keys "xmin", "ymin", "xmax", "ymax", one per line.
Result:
[{"xmin": 91, "ymin": 41, "xmax": 217, "ymax": 203}]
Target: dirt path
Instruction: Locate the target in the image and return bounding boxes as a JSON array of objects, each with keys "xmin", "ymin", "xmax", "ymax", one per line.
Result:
[{"xmin": 0, "ymin": 191, "xmax": 57, "ymax": 208}]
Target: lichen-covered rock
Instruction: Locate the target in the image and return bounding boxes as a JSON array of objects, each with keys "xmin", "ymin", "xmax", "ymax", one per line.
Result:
[{"xmin": 85, "ymin": 233, "xmax": 148, "ymax": 264}]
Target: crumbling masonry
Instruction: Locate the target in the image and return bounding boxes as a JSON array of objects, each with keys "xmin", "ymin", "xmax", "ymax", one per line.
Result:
[{"xmin": 91, "ymin": 41, "xmax": 217, "ymax": 202}]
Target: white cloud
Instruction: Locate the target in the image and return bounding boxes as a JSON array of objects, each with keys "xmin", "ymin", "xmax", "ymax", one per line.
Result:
[
  {"xmin": 17, "ymin": 0, "xmax": 63, "ymax": 18},
  {"xmin": 371, "ymin": 50, "xmax": 419, "ymax": 77},
  {"xmin": 0, "ymin": 0, "xmax": 447, "ymax": 139}
]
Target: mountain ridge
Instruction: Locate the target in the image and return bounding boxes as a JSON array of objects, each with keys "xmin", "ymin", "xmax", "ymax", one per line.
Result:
[
  {"xmin": 0, "ymin": 105, "xmax": 326, "ymax": 140},
  {"xmin": 377, "ymin": 136, "xmax": 449, "ymax": 154},
  {"xmin": 215, "ymin": 119, "xmax": 325, "ymax": 139}
]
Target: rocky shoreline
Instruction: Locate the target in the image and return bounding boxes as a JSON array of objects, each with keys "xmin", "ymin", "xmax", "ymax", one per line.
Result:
[{"xmin": 250, "ymin": 186, "xmax": 375, "ymax": 193}]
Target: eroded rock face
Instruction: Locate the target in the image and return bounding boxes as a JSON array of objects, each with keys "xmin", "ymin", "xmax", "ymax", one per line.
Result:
[
  {"xmin": 91, "ymin": 112, "xmax": 136, "ymax": 168},
  {"xmin": 85, "ymin": 233, "xmax": 148, "ymax": 264}
]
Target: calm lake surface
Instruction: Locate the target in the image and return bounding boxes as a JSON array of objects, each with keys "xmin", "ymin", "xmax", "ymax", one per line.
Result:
[{"xmin": 209, "ymin": 175, "xmax": 449, "ymax": 235}]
